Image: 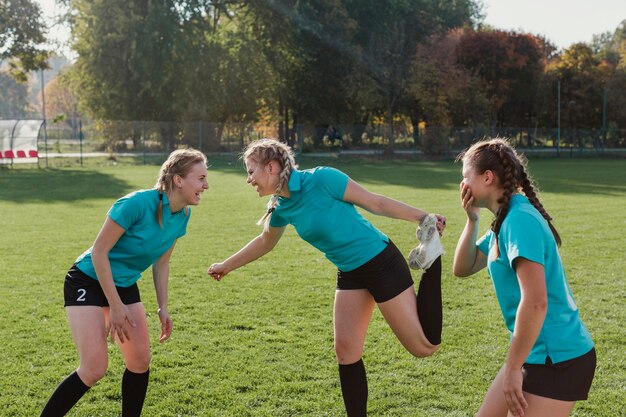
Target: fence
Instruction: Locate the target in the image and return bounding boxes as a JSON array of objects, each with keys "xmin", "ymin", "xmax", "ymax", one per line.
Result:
[{"xmin": 3, "ymin": 118, "xmax": 625, "ymax": 167}]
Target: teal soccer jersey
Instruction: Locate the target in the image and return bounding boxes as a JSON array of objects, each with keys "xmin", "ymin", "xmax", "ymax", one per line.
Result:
[
  {"xmin": 269, "ymin": 167, "xmax": 388, "ymax": 271},
  {"xmin": 75, "ymin": 189, "xmax": 190, "ymax": 287},
  {"xmin": 477, "ymin": 194, "xmax": 593, "ymax": 364}
]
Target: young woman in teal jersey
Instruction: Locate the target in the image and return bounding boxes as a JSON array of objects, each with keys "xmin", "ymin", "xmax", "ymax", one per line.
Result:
[
  {"xmin": 453, "ymin": 138, "xmax": 595, "ymax": 417},
  {"xmin": 41, "ymin": 149, "xmax": 209, "ymax": 417},
  {"xmin": 208, "ymin": 138, "xmax": 446, "ymax": 417}
]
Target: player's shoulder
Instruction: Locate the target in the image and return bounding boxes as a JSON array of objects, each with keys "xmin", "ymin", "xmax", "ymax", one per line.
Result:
[
  {"xmin": 114, "ymin": 189, "xmax": 155, "ymax": 209},
  {"xmin": 309, "ymin": 166, "xmax": 346, "ymax": 181}
]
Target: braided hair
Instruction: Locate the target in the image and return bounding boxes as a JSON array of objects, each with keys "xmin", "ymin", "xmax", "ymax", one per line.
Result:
[
  {"xmin": 459, "ymin": 138, "xmax": 561, "ymax": 247},
  {"xmin": 154, "ymin": 148, "xmax": 207, "ymax": 227},
  {"xmin": 243, "ymin": 138, "xmax": 296, "ymax": 229}
]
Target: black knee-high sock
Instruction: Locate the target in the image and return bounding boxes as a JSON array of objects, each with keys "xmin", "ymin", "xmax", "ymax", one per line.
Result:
[
  {"xmin": 40, "ymin": 371, "xmax": 90, "ymax": 417},
  {"xmin": 416, "ymin": 255, "xmax": 442, "ymax": 345},
  {"xmin": 122, "ymin": 368, "xmax": 150, "ymax": 417},
  {"xmin": 338, "ymin": 359, "xmax": 367, "ymax": 417}
]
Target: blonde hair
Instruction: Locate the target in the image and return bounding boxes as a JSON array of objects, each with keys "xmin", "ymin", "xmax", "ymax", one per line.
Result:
[
  {"xmin": 243, "ymin": 138, "xmax": 296, "ymax": 228},
  {"xmin": 155, "ymin": 148, "xmax": 207, "ymax": 227}
]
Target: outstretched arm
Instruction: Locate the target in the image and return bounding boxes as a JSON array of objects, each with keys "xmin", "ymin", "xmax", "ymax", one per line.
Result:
[
  {"xmin": 208, "ymin": 225, "xmax": 286, "ymax": 281},
  {"xmin": 343, "ymin": 178, "xmax": 446, "ymax": 232}
]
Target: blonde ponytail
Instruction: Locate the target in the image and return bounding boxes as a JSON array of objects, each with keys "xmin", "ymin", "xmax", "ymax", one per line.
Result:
[{"xmin": 155, "ymin": 148, "xmax": 207, "ymax": 227}]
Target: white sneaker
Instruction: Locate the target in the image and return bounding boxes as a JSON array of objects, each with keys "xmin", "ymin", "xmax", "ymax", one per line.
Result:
[{"xmin": 408, "ymin": 214, "xmax": 444, "ymax": 271}]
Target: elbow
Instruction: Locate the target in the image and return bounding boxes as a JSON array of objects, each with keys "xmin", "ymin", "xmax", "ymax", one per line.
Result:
[
  {"xmin": 367, "ymin": 194, "xmax": 386, "ymax": 216},
  {"xmin": 258, "ymin": 234, "xmax": 277, "ymax": 253},
  {"xmin": 452, "ymin": 263, "xmax": 470, "ymax": 278},
  {"xmin": 91, "ymin": 246, "xmax": 108, "ymax": 263},
  {"xmin": 533, "ymin": 299, "xmax": 548, "ymax": 314},
  {"xmin": 523, "ymin": 297, "xmax": 548, "ymax": 316}
]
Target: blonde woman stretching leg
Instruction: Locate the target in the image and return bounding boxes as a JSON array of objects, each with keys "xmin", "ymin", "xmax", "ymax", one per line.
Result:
[{"xmin": 209, "ymin": 138, "xmax": 446, "ymax": 416}]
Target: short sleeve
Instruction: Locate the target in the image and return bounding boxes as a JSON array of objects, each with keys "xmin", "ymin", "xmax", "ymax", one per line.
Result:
[
  {"xmin": 107, "ymin": 191, "xmax": 145, "ymax": 230},
  {"xmin": 312, "ymin": 167, "xmax": 349, "ymax": 200},
  {"xmin": 476, "ymin": 231, "xmax": 492, "ymax": 255},
  {"xmin": 500, "ymin": 212, "xmax": 545, "ymax": 268},
  {"xmin": 269, "ymin": 206, "xmax": 288, "ymax": 228}
]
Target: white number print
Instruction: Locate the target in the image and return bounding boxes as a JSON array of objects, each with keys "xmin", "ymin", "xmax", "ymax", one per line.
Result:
[{"xmin": 77, "ymin": 288, "xmax": 87, "ymax": 302}]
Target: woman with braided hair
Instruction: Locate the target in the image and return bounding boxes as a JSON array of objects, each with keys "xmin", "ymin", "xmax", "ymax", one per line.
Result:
[
  {"xmin": 208, "ymin": 138, "xmax": 446, "ymax": 416},
  {"xmin": 41, "ymin": 149, "xmax": 209, "ymax": 417},
  {"xmin": 453, "ymin": 138, "xmax": 595, "ymax": 417}
]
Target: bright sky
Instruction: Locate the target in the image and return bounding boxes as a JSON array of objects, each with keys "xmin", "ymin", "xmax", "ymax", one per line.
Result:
[
  {"xmin": 482, "ymin": 0, "xmax": 626, "ymax": 49},
  {"xmin": 36, "ymin": 0, "xmax": 626, "ymax": 54}
]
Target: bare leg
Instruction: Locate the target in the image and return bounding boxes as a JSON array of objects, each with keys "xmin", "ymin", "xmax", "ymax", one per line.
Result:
[
  {"xmin": 476, "ymin": 365, "xmax": 509, "ymax": 417},
  {"xmin": 334, "ymin": 289, "xmax": 376, "ymax": 364},
  {"xmin": 521, "ymin": 393, "xmax": 575, "ymax": 417},
  {"xmin": 111, "ymin": 302, "xmax": 151, "ymax": 373},
  {"xmin": 67, "ymin": 306, "xmax": 109, "ymax": 386},
  {"xmin": 40, "ymin": 306, "xmax": 108, "ymax": 416},
  {"xmin": 105, "ymin": 302, "xmax": 151, "ymax": 417},
  {"xmin": 476, "ymin": 365, "xmax": 576, "ymax": 417},
  {"xmin": 377, "ymin": 286, "xmax": 440, "ymax": 357},
  {"xmin": 334, "ymin": 289, "xmax": 376, "ymax": 417}
]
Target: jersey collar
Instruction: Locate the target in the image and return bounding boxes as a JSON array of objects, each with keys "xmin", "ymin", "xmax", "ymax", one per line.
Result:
[{"xmin": 287, "ymin": 169, "xmax": 302, "ymax": 192}]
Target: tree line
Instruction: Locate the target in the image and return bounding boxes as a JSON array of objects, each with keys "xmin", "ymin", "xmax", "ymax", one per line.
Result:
[{"xmin": 2, "ymin": 0, "xmax": 625, "ymax": 151}]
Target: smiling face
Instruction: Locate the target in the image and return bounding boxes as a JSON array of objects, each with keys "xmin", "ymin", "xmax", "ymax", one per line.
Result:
[
  {"xmin": 176, "ymin": 162, "xmax": 209, "ymax": 206},
  {"xmin": 461, "ymin": 161, "xmax": 490, "ymax": 208},
  {"xmin": 244, "ymin": 157, "xmax": 280, "ymax": 197}
]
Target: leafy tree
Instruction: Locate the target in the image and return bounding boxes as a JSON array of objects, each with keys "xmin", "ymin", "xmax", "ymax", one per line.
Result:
[
  {"xmin": 243, "ymin": 0, "xmax": 357, "ymax": 146},
  {"xmin": 345, "ymin": 0, "xmax": 479, "ymax": 150},
  {"xmin": 0, "ymin": 71, "xmax": 30, "ymax": 117},
  {"xmin": 69, "ymin": 0, "xmax": 185, "ymax": 149},
  {"xmin": 537, "ymin": 43, "xmax": 604, "ymax": 150},
  {"xmin": 178, "ymin": 5, "xmax": 268, "ymax": 149},
  {"xmin": 410, "ymin": 30, "xmax": 490, "ymax": 128},
  {"xmin": 0, "ymin": 0, "xmax": 49, "ymax": 81},
  {"xmin": 41, "ymin": 72, "xmax": 79, "ymax": 131},
  {"xmin": 456, "ymin": 29, "xmax": 546, "ymax": 131}
]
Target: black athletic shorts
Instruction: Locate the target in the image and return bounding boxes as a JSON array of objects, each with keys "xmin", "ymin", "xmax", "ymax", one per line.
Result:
[
  {"xmin": 522, "ymin": 347, "xmax": 596, "ymax": 401},
  {"xmin": 337, "ymin": 240, "xmax": 414, "ymax": 303},
  {"xmin": 64, "ymin": 264, "xmax": 141, "ymax": 307}
]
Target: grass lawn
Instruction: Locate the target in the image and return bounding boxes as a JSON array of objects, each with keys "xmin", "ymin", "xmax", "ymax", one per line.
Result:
[{"xmin": 0, "ymin": 156, "xmax": 624, "ymax": 416}]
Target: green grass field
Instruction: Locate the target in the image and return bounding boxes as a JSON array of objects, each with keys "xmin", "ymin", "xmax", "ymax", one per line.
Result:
[{"xmin": 0, "ymin": 156, "xmax": 624, "ymax": 416}]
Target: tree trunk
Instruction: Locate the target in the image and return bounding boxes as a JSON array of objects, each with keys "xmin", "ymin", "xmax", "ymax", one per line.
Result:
[
  {"xmin": 386, "ymin": 104, "xmax": 395, "ymax": 154},
  {"xmin": 349, "ymin": 113, "xmax": 369, "ymax": 147},
  {"xmin": 283, "ymin": 105, "xmax": 289, "ymax": 144},
  {"xmin": 290, "ymin": 113, "xmax": 299, "ymax": 148},
  {"xmin": 278, "ymin": 98, "xmax": 284, "ymax": 142}
]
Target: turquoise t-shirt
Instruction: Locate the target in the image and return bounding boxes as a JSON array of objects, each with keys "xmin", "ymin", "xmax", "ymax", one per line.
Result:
[
  {"xmin": 269, "ymin": 167, "xmax": 388, "ymax": 271},
  {"xmin": 477, "ymin": 194, "xmax": 593, "ymax": 364},
  {"xmin": 75, "ymin": 189, "xmax": 190, "ymax": 287}
]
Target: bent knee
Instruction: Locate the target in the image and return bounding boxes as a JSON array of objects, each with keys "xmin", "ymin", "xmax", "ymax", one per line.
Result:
[
  {"xmin": 125, "ymin": 353, "xmax": 151, "ymax": 373},
  {"xmin": 408, "ymin": 343, "xmax": 440, "ymax": 358},
  {"xmin": 334, "ymin": 340, "xmax": 363, "ymax": 364},
  {"xmin": 77, "ymin": 363, "xmax": 107, "ymax": 386}
]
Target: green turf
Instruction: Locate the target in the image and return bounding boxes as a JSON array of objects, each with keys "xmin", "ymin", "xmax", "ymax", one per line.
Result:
[{"xmin": 0, "ymin": 156, "xmax": 624, "ymax": 416}]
